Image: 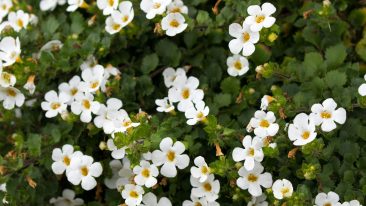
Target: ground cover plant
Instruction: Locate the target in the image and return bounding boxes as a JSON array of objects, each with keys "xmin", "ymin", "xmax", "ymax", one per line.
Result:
[{"xmin": 0, "ymin": 0, "xmax": 366, "ymax": 205}]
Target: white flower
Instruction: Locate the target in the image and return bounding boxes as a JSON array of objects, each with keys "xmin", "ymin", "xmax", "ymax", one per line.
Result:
[
  {"xmin": 232, "ymin": 135, "xmax": 264, "ymax": 171},
  {"xmin": 0, "ymin": 86, "xmax": 25, "ymax": 110},
  {"xmin": 40, "ymin": 0, "xmax": 66, "ymax": 11},
  {"xmin": 358, "ymin": 74, "xmax": 366, "ymax": 96},
  {"xmin": 190, "ymin": 156, "xmax": 210, "ymax": 182},
  {"xmin": 341, "ymin": 200, "xmax": 362, "ymax": 206},
  {"xmin": 101, "ymin": 64, "xmax": 120, "ymax": 92},
  {"xmin": 94, "ymin": 98, "xmax": 123, "ymax": 134},
  {"xmin": 309, "ymin": 98, "xmax": 347, "ymax": 132},
  {"xmin": 41, "ymin": 90, "xmax": 69, "ymax": 118},
  {"xmin": 260, "ymin": 95, "xmax": 275, "ymax": 110},
  {"xmin": 168, "ymin": 76, "xmax": 204, "ymax": 112},
  {"xmin": 162, "ymin": 67, "xmax": 186, "ymax": 88},
  {"xmin": 152, "ymin": 137, "xmax": 190, "ymax": 178},
  {"xmin": 0, "ymin": 183, "xmax": 5, "ymax": 192},
  {"xmin": 51, "ymin": 144, "xmax": 83, "ymax": 175},
  {"xmin": 79, "ymin": 65, "xmax": 105, "ymax": 93},
  {"xmin": 247, "ymin": 194, "xmax": 268, "ymax": 206},
  {"xmin": 0, "ymin": 0, "xmax": 12, "ymax": 19},
  {"xmin": 80, "ymin": 56, "xmax": 97, "ymax": 71},
  {"xmin": 97, "ymin": 0, "xmax": 118, "ymax": 15},
  {"xmin": 228, "ymin": 22, "xmax": 259, "ymax": 56},
  {"xmin": 71, "ymin": 93, "xmax": 100, "ymax": 123},
  {"xmin": 37, "ymin": 40, "xmax": 63, "ymax": 59},
  {"xmin": 58, "ymin": 76, "xmax": 83, "ymax": 103},
  {"xmin": 155, "ymin": 97, "xmax": 175, "ymax": 113},
  {"xmin": 116, "ymin": 158, "xmax": 133, "ymax": 190},
  {"xmin": 112, "ymin": 110, "xmax": 140, "ymax": 134},
  {"xmin": 248, "ymin": 110, "xmax": 279, "ymax": 138},
  {"xmin": 67, "ymin": 0, "xmax": 86, "ymax": 12},
  {"xmin": 67, "ymin": 155, "xmax": 103, "ymax": 191},
  {"xmin": 23, "ymin": 75, "xmax": 36, "ymax": 95},
  {"xmin": 0, "ymin": 36, "xmax": 21, "ymax": 66},
  {"xmin": 29, "ymin": 14, "xmax": 38, "ymax": 25},
  {"xmin": 190, "ymin": 174, "xmax": 220, "ymax": 202},
  {"xmin": 314, "ymin": 191, "xmax": 341, "ymax": 206},
  {"xmin": 104, "ymin": 159, "xmax": 124, "ymax": 189},
  {"xmin": 105, "ymin": 1, "xmax": 134, "ymax": 34},
  {"xmin": 226, "ymin": 54, "xmax": 250, "ymax": 76},
  {"xmin": 140, "ymin": 0, "xmax": 171, "ymax": 19},
  {"xmin": 244, "ymin": 2, "xmax": 276, "ymax": 32},
  {"xmin": 183, "ymin": 195, "xmax": 209, "ymax": 206},
  {"xmin": 185, "ymin": 100, "xmax": 209, "ymax": 125},
  {"xmin": 8, "ymin": 10, "xmax": 29, "ymax": 32},
  {"xmin": 167, "ymin": 0, "xmax": 188, "ymax": 14},
  {"xmin": 133, "ymin": 160, "xmax": 159, "ymax": 188},
  {"xmin": 141, "ymin": 192, "xmax": 172, "ymax": 206},
  {"xmin": 0, "ymin": 72, "xmax": 16, "ymax": 88},
  {"xmin": 288, "ymin": 113, "xmax": 317, "ymax": 146},
  {"xmin": 49, "ymin": 189, "xmax": 84, "ymax": 206},
  {"xmin": 236, "ymin": 163, "xmax": 273, "ymax": 197},
  {"xmin": 121, "ymin": 184, "xmax": 144, "ymax": 206},
  {"xmin": 272, "ymin": 179, "xmax": 293, "ymax": 199},
  {"xmin": 107, "ymin": 138, "xmax": 126, "ymax": 159},
  {"xmin": 161, "ymin": 13, "xmax": 188, "ymax": 36}
]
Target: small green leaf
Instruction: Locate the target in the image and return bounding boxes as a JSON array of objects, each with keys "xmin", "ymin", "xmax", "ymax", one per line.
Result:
[
  {"xmin": 325, "ymin": 44, "xmax": 347, "ymax": 68},
  {"xmin": 141, "ymin": 53, "xmax": 159, "ymax": 74}
]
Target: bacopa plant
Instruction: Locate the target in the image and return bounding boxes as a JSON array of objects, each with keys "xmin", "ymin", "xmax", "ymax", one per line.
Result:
[{"xmin": 0, "ymin": 0, "xmax": 365, "ymax": 205}]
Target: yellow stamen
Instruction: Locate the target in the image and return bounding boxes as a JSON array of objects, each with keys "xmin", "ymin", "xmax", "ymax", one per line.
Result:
[
  {"xmin": 17, "ymin": 19, "xmax": 24, "ymax": 28},
  {"xmin": 71, "ymin": 88, "xmax": 78, "ymax": 96},
  {"xmin": 259, "ymin": 120, "xmax": 270, "ymax": 128},
  {"xmin": 129, "ymin": 190, "xmax": 139, "ymax": 198},
  {"xmin": 170, "ymin": 19, "xmax": 180, "ymax": 28},
  {"xmin": 255, "ymin": 15, "xmax": 265, "ymax": 23},
  {"xmin": 243, "ymin": 32, "xmax": 250, "ymax": 42},
  {"xmin": 203, "ymin": 183, "xmax": 212, "ymax": 191},
  {"xmin": 108, "ymin": 0, "xmax": 114, "ymax": 6},
  {"xmin": 247, "ymin": 174, "xmax": 258, "ymax": 182},
  {"xmin": 82, "ymin": 100, "xmax": 91, "ymax": 109},
  {"xmin": 51, "ymin": 102, "xmax": 61, "ymax": 110},
  {"xmin": 302, "ymin": 131, "xmax": 310, "ymax": 140},
  {"xmin": 320, "ymin": 111, "xmax": 332, "ymax": 119},
  {"xmin": 7, "ymin": 88, "xmax": 16, "ymax": 97},
  {"xmin": 153, "ymin": 2, "xmax": 161, "ymax": 9},
  {"xmin": 80, "ymin": 166, "xmax": 89, "ymax": 176},
  {"xmin": 90, "ymin": 81, "xmax": 99, "ymax": 89},
  {"xmin": 181, "ymin": 88, "xmax": 190, "ymax": 99},
  {"xmin": 281, "ymin": 187, "xmax": 290, "ymax": 196},
  {"xmin": 112, "ymin": 23, "xmax": 121, "ymax": 30},
  {"xmin": 166, "ymin": 150, "xmax": 175, "ymax": 162},
  {"xmin": 234, "ymin": 61, "xmax": 242, "ymax": 70},
  {"xmin": 201, "ymin": 166, "xmax": 209, "ymax": 174},
  {"xmin": 141, "ymin": 168, "xmax": 150, "ymax": 178},
  {"xmin": 63, "ymin": 156, "xmax": 71, "ymax": 166},
  {"xmin": 248, "ymin": 148, "xmax": 255, "ymax": 156}
]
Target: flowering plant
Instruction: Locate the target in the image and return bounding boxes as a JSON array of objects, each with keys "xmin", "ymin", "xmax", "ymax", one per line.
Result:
[{"xmin": 0, "ymin": 0, "xmax": 366, "ymax": 205}]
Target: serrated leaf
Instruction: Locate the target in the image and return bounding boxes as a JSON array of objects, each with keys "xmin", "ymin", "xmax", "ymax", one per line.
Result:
[
  {"xmin": 141, "ymin": 53, "xmax": 159, "ymax": 74},
  {"xmin": 325, "ymin": 44, "xmax": 347, "ymax": 68}
]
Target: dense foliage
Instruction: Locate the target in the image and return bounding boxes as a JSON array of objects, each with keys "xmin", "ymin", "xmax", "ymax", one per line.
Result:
[{"xmin": 1, "ymin": 0, "xmax": 366, "ymax": 205}]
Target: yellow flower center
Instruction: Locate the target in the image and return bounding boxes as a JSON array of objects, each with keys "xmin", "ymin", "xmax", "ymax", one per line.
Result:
[
  {"xmin": 171, "ymin": 7, "xmax": 181, "ymax": 13},
  {"xmin": 71, "ymin": 88, "xmax": 78, "ymax": 96},
  {"xmin": 320, "ymin": 111, "xmax": 332, "ymax": 119},
  {"xmin": 141, "ymin": 168, "xmax": 150, "ymax": 178},
  {"xmin": 129, "ymin": 190, "xmax": 139, "ymax": 198},
  {"xmin": 2, "ymin": 72, "xmax": 12, "ymax": 84},
  {"xmin": 281, "ymin": 187, "xmax": 290, "ymax": 196},
  {"xmin": 63, "ymin": 156, "xmax": 71, "ymax": 166},
  {"xmin": 123, "ymin": 120, "xmax": 131, "ymax": 127},
  {"xmin": 243, "ymin": 32, "xmax": 250, "ymax": 42},
  {"xmin": 17, "ymin": 19, "xmax": 24, "ymax": 28},
  {"xmin": 166, "ymin": 150, "xmax": 176, "ymax": 162},
  {"xmin": 7, "ymin": 88, "xmax": 16, "ymax": 97},
  {"xmin": 324, "ymin": 203, "xmax": 332, "ymax": 206},
  {"xmin": 201, "ymin": 166, "xmax": 209, "ymax": 174},
  {"xmin": 2, "ymin": 4, "xmax": 7, "ymax": 10},
  {"xmin": 196, "ymin": 112, "xmax": 204, "ymax": 119},
  {"xmin": 181, "ymin": 88, "xmax": 190, "ymax": 99},
  {"xmin": 82, "ymin": 100, "xmax": 91, "ymax": 109},
  {"xmin": 112, "ymin": 23, "xmax": 121, "ymax": 30},
  {"xmin": 108, "ymin": 0, "xmax": 114, "ymax": 6},
  {"xmin": 122, "ymin": 15, "xmax": 129, "ymax": 22},
  {"xmin": 80, "ymin": 166, "xmax": 89, "ymax": 176},
  {"xmin": 153, "ymin": 2, "xmax": 161, "ymax": 9},
  {"xmin": 248, "ymin": 148, "xmax": 255, "ymax": 156},
  {"xmin": 51, "ymin": 102, "xmax": 61, "ymax": 110},
  {"xmin": 203, "ymin": 183, "xmax": 212, "ymax": 191},
  {"xmin": 194, "ymin": 203, "xmax": 202, "ymax": 206},
  {"xmin": 302, "ymin": 131, "xmax": 310, "ymax": 140},
  {"xmin": 170, "ymin": 19, "xmax": 180, "ymax": 28},
  {"xmin": 247, "ymin": 173, "xmax": 258, "ymax": 182},
  {"xmin": 255, "ymin": 15, "xmax": 265, "ymax": 23},
  {"xmin": 259, "ymin": 120, "xmax": 270, "ymax": 128},
  {"xmin": 234, "ymin": 61, "xmax": 242, "ymax": 70},
  {"xmin": 90, "ymin": 81, "xmax": 99, "ymax": 89}
]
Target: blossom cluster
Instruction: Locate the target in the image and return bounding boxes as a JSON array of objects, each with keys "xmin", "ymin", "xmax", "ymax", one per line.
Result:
[
  {"xmin": 226, "ymin": 2, "xmax": 276, "ymax": 77},
  {"xmin": 155, "ymin": 67, "xmax": 209, "ymax": 125},
  {"xmin": 41, "ymin": 56, "xmax": 140, "ymax": 136},
  {"xmin": 140, "ymin": 0, "xmax": 188, "ymax": 36},
  {"xmin": 51, "ymin": 144, "xmax": 103, "ymax": 191},
  {"xmin": 0, "ymin": 5, "xmax": 38, "ymax": 110}
]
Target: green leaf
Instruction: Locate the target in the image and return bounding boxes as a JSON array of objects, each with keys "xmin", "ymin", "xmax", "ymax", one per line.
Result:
[
  {"xmin": 155, "ymin": 39, "xmax": 181, "ymax": 67},
  {"xmin": 26, "ymin": 134, "xmax": 42, "ymax": 157},
  {"xmin": 214, "ymin": 93, "xmax": 232, "ymax": 108},
  {"xmin": 325, "ymin": 44, "xmax": 347, "ymax": 68},
  {"xmin": 41, "ymin": 15, "xmax": 60, "ymax": 36},
  {"xmin": 324, "ymin": 70, "xmax": 347, "ymax": 88},
  {"xmin": 141, "ymin": 53, "xmax": 159, "ymax": 74},
  {"xmin": 356, "ymin": 36, "xmax": 366, "ymax": 61},
  {"xmin": 220, "ymin": 77, "xmax": 240, "ymax": 95}
]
